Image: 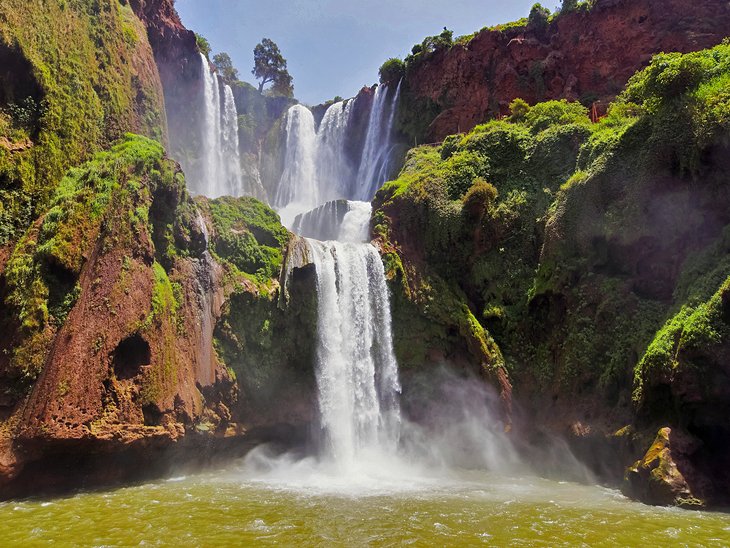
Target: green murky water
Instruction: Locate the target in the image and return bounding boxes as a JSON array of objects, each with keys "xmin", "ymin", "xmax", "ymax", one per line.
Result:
[{"xmin": 1, "ymin": 466, "xmax": 729, "ymax": 546}]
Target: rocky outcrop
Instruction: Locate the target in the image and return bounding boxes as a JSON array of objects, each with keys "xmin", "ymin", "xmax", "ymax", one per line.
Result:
[
  {"xmin": 402, "ymin": 0, "xmax": 730, "ymax": 141},
  {"xmin": 0, "ymin": 136, "xmax": 241, "ymax": 497},
  {"xmin": 624, "ymin": 427, "xmax": 706, "ymax": 507},
  {"xmin": 0, "ymin": 0, "xmax": 168, "ymax": 244}
]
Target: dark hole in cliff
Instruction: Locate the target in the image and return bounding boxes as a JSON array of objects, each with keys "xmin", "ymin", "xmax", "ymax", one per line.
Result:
[
  {"xmin": 0, "ymin": 41, "xmax": 44, "ymax": 136},
  {"xmin": 44, "ymin": 260, "xmax": 79, "ymax": 327},
  {"xmin": 149, "ymin": 185, "xmax": 186, "ymax": 267},
  {"xmin": 112, "ymin": 334, "xmax": 151, "ymax": 380},
  {"xmin": 142, "ymin": 403, "xmax": 163, "ymax": 426}
]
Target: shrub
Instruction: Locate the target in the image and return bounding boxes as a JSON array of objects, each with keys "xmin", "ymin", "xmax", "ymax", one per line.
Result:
[
  {"xmin": 196, "ymin": 34, "xmax": 211, "ymax": 57},
  {"xmin": 509, "ymin": 98, "xmax": 531, "ymax": 123},
  {"xmin": 379, "ymin": 58, "xmax": 406, "ymax": 85},
  {"xmin": 462, "ymin": 178, "xmax": 498, "ymax": 221},
  {"xmin": 528, "ymin": 3, "xmax": 551, "ymax": 31},
  {"xmin": 441, "ymin": 150, "xmax": 490, "ymax": 200},
  {"xmin": 523, "ymin": 99, "xmax": 591, "ymax": 133}
]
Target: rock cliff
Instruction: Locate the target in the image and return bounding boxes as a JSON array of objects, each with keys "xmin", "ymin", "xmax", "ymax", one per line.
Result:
[{"xmin": 399, "ymin": 0, "xmax": 730, "ymax": 142}]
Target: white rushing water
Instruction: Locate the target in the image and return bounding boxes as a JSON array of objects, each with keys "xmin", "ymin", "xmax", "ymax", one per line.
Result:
[
  {"xmin": 291, "ymin": 200, "xmax": 371, "ymax": 242},
  {"xmin": 195, "ymin": 53, "xmax": 244, "ymax": 198},
  {"xmin": 355, "ymin": 80, "xmax": 402, "ymax": 201},
  {"xmin": 257, "ymin": 79, "xmax": 532, "ymax": 488},
  {"xmin": 307, "ymin": 238, "xmax": 402, "ymax": 470},
  {"xmin": 316, "ymin": 100, "xmax": 356, "ymax": 201},
  {"xmin": 275, "ymin": 84, "xmax": 400, "ymax": 225}
]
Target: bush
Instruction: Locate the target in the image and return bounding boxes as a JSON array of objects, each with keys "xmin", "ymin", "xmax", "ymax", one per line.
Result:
[
  {"xmin": 379, "ymin": 58, "xmax": 406, "ymax": 85},
  {"xmin": 196, "ymin": 34, "xmax": 211, "ymax": 57},
  {"xmin": 441, "ymin": 150, "xmax": 489, "ymax": 200},
  {"xmin": 528, "ymin": 3, "xmax": 551, "ymax": 30},
  {"xmin": 523, "ymin": 99, "xmax": 591, "ymax": 133},
  {"xmin": 462, "ymin": 178, "xmax": 498, "ymax": 221},
  {"xmin": 509, "ymin": 98, "xmax": 531, "ymax": 123}
]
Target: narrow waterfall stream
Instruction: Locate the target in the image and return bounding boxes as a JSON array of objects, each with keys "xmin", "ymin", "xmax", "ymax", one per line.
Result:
[{"xmin": 195, "ymin": 53, "xmax": 245, "ymax": 198}]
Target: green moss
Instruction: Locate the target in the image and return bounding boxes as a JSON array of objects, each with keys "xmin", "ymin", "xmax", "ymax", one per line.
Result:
[
  {"xmin": 204, "ymin": 196, "xmax": 291, "ymax": 284},
  {"xmin": 2, "ymin": 134, "xmax": 183, "ymax": 389},
  {"xmin": 0, "ymin": 0, "xmax": 165, "ymax": 244},
  {"xmin": 375, "ymin": 43, "xmax": 730, "ymax": 411}
]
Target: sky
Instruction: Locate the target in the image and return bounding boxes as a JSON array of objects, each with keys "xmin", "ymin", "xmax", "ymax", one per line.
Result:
[{"xmin": 175, "ymin": 0, "xmax": 539, "ymax": 105}]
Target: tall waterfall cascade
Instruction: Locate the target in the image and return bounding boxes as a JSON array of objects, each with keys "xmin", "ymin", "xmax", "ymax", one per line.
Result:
[
  {"xmin": 276, "ymin": 85, "xmax": 403, "ymax": 467},
  {"xmin": 276, "ymin": 83, "xmax": 401, "ymax": 227},
  {"xmin": 194, "ymin": 53, "xmax": 245, "ymax": 198},
  {"xmin": 307, "ymin": 236, "xmax": 402, "ymax": 467},
  {"xmin": 355, "ymin": 80, "xmax": 402, "ymax": 201}
]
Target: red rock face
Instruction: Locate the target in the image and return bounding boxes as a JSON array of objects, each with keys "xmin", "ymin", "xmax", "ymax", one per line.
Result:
[
  {"xmin": 405, "ymin": 0, "xmax": 730, "ymax": 141},
  {"xmin": 129, "ymin": 0, "xmax": 202, "ymax": 151}
]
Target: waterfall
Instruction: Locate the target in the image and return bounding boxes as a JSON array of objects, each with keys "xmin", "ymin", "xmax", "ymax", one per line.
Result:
[
  {"xmin": 316, "ymin": 100, "xmax": 356, "ymax": 201},
  {"xmin": 308, "ymin": 239, "xmax": 402, "ymax": 467},
  {"xmin": 221, "ymin": 84, "xmax": 243, "ymax": 196},
  {"xmin": 275, "ymin": 84, "xmax": 400, "ymax": 220},
  {"xmin": 200, "ymin": 53, "xmax": 222, "ymax": 196},
  {"xmin": 273, "ymin": 83, "xmax": 404, "ymax": 470},
  {"xmin": 292, "ymin": 200, "xmax": 371, "ymax": 242},
  {"xmin": 275, "ymin": 104, "xmax": 319, "ymax": 217},
  {"xmin": 354, "ymin": 81, "xmax": 401, "ymax": 201},
  {"xmin": 193, "ymin": 53, "xmax": 244, "ymax": 198}
]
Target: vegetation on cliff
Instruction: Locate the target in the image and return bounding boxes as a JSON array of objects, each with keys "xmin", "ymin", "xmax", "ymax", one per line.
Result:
[
  {"xmin": 0, "ymin": 135, "xmax": 200, "ymax": 396},
  {"xmin": 0, "ymin": 0, "xmax": 166, "ymax": 245},
  {"xmin": 375, "ymin": 44, "xmax": 730, "ymax": 505}
]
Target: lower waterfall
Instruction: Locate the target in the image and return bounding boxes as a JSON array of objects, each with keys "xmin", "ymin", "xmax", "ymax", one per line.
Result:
[{"xmin": 307, "ymin": 239, "xmax": 402, "ymax": 469}]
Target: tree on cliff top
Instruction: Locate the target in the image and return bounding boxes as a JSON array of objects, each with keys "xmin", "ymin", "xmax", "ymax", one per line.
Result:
[
  {"xmin": 252, "ymin": 38, "xmax": 293, "ymax": 97},
  {"xmin": 212, "ymin": 52, "xmax": 239, "ymax": 85}
]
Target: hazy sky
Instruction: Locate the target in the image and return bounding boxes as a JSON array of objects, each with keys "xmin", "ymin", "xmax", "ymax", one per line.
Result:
[{"xmin": 175, "ymin": 0, "xmax": 539, "ymax": 105}]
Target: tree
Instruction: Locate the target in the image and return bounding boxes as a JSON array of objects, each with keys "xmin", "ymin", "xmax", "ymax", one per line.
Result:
[
  {"xmin": 195, "ymin": 34, "xmax": 211, "ymax": 58},
  {"xmin": 212, "ymin": 52, "xmax": 239, "ymax": 84},
  {"xmin": 252, "ymin": 38, "xmax": 293, "ymax": 96},
  {"xmin": 528, "ymin": 3, "xmax": 551, "ymax": 30},
  {"xmin": 561, "ymin": 0, "xmax": 579, "ymax": 12},
  {"xmin": 270, "ymin": 71, "xmax": 294, "ymax": 98},
  {"xmin": 379, "ymin": 58, "xmax": 405, "ymax": 85}
]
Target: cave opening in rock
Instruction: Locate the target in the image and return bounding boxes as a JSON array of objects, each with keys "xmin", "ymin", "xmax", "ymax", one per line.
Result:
[
  {"xmin": 112, "ymin": 334, "xmax": 151, "ymax": 380},
  {"xmin": 0, "ymin": 41, "xmax": 44, "ymax": 136},
  {"xmin": 142, "ymin": 403, "xmax": 163, "ymax": 426}
]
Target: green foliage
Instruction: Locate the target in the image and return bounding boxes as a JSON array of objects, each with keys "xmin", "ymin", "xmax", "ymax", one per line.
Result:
[
  {"xmin": 196, "ymin": 33, "xmax": 211, "ymax": 58},
  {"xmin": 0, "ymin": 0, "xmax": 165, "ymax": 244},
  {"xmin": 2, "ymin": 134, "xmax": 175, "ymax": 387},
  {"xmin": 620, "ymin": 43, "xmax": 730, "ymax": 175},
  {"xmin": 462, "ymin": 178, "xmax": 497, "ymax": 221},
  {"xmin": 205, "ymin": 196, "xmax": 291, "ymax": 283},
  {"xmin": 212, "ymin": 52, "xmax": 240, "ymax": 85},
  {"xmin": 379, "ymin": 58, "xmax": 405, "ymax": 85},
  {"xmin": 442, "ymin": 150, "xmax": 489, "ymax": 200},
  {"xmin": 634, "ymin": 276, "xmax": 730, "ymax": 412},
  {"xmin": 404, "ymin": 27, "xmax": 455, "ymax": 69},
  {"xmin": 522, "ymin": 100, "xmax": 591, "ymax": 133},
  {"xmin": 528, "ymin": 3, "xmax": 551, "ymax": 30},
  {"xmin": 252, "ymin": 38, "xmax": 293, "ymax": 97},
  {"xmin": 509, "ymin": 98, "xmax": 530, "ymax": 123},
  {"xmin": 375, "ymin": 42, "xmax": 730, "ymax": 412}
]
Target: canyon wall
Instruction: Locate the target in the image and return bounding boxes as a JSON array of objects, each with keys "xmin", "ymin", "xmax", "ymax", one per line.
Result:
[{"xmin": 399, "ymin": 0, "xmax": 730, "ymax": 142}]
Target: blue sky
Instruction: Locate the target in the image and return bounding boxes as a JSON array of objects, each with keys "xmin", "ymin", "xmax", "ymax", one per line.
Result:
[{"xmin": 175, "ymin": 0, "xmax": 540, "ymax": 105}]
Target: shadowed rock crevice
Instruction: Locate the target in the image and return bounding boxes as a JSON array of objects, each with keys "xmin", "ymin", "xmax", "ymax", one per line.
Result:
[
  {"xmin": 0, "ymin": 41, "xmax": 44, "ymax": 136},
  {"xmin": 112, "ymin": 334, "xmax": 151, "ymax": 380}
]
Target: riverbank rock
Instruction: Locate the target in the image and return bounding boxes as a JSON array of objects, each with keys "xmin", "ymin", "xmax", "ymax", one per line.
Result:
[{"xmin": 623, "ymin": 427, "xmax": 705, "ymax": 508}]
